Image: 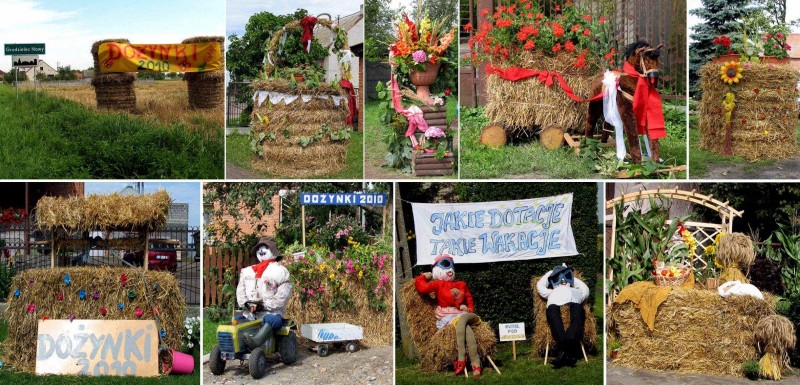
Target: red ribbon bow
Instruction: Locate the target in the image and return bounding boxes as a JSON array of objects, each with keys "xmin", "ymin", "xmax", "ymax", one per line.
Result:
[
  {"xmin": 300, "ymin": 16, "xmax": 318, "ymax": 53},
  {"xmin": 484, "ymin": 64, "xmax": 604, "ymax": 103},
  {"xmin": 339, "ymin": 79, "xmax": 359, "ymax": 127},
  {"xmin": 623, "ymin": 62, "xmax": 666, "ymax": 139}
]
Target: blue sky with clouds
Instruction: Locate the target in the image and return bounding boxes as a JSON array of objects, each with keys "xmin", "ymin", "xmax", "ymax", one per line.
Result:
[
  {"xmin": 226, "ymin": 0, "xmax": 362, "ymax": 38},
  {"xmin": 0, "ymin": 0, "xmax": 224, "ymax": 72},
  {"xmin": 84, "ymin": 182, "xmax": 201, "ymax": 227}
]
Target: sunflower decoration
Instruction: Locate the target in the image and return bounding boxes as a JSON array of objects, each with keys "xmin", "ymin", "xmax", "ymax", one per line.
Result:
[{"xmin": 720, "ymin": 61, "xmax": 743, "ymax": 84}]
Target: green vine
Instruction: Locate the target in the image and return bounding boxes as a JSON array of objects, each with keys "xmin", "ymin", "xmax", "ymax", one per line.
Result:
[{"xmin": 295, "ymin": 124, "xmax": 352, "ymax": 148}]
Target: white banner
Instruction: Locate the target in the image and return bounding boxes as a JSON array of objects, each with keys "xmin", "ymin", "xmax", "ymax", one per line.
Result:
[{"xmin": 411, "ymin": 193, "xmax": 578, "ymax": 265}]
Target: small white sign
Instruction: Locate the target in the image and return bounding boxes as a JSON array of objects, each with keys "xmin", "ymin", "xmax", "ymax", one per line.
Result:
[{"xmin": 499, "ymin": 322, "xmax": 526, "ymax": 342}]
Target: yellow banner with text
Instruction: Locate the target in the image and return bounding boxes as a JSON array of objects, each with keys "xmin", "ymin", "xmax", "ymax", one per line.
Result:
[{"xmin": 97, "ymin": 42, "xmax": 222, "ymax": 73}]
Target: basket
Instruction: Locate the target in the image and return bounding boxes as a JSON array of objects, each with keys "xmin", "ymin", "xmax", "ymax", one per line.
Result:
[{"xmin": 652, "ymin": 269, "xmax": 690, "ymax": 287}]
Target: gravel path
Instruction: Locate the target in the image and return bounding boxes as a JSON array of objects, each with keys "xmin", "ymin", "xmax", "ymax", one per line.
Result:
[
  {"xmin": 204, "ymin": 341, "xmax": 393, "ymax": 385},
  {"xmin": 696, "ymin": 158, "xmax": 800, "ymax": 179},
  {"xmin": 608, "ymin": 364, "xmax": 800, "ymax": 385}
]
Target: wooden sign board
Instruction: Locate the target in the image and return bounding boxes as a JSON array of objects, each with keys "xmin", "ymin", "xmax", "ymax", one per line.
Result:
[
  {"xmin": 36, "ymin": 319, "xmax": 159, "ymax": 377},
  {"xmin": 498, "ymin": 322, "xmax": 526, "ymax": 342}
]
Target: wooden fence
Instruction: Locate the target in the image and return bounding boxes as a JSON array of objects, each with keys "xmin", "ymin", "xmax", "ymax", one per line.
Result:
[{"xmin": 203, "ymin": 246, "xmax": 250, "ymax": 306}]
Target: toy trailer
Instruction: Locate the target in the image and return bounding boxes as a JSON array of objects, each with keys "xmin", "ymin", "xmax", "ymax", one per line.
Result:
[{"xmin": 300, "ymin": 322, "xmax": 363, "ymax": 357}]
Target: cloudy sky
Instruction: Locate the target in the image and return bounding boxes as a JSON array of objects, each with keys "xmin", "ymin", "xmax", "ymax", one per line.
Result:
[
  {"xmin": 687, "ymin": 0, "xmax": 800, "ymax": 40},
  {"xmin": 226, "ymin": 0, "xmax": 362, "ymax": 38},
  {"xmin": 0, "ymin": 0, "xmax": 224, "ymax": 72},
  {"xmin": 84, "ymin": 182, "xmax": 201, "ymax": 227}
]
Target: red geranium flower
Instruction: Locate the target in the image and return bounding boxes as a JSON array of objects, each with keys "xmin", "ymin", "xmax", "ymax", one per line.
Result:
[
  {"xmin": 524, "ymin": 40, "xmax": 535, "ymax": 50},
  {"xmin": 552, "ymin": 22, "xmax": 564, "ymax": 38},
  {"xmin": 565, "ymin": 41, "xmax": 576, "ymax": 52},
  {"xmin": 583, "ymin": 29, "xmax": 591, "ymax": 37},
  {"xmin": 552, "ymin": 43, "xmax": 562, "ymax": 53},
  {"xmin": 463, "ymin": 22, "xmax": 473, "ymax": 32}
]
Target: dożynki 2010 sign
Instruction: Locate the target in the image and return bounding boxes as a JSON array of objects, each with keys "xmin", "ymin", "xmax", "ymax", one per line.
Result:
[
  {"xmin": 5, "ymin": 43, "xmax": 45, "ymax": 55},
  {"xmin": 300, "ymin": 193, "xmax": 388, "ymax": 206}
]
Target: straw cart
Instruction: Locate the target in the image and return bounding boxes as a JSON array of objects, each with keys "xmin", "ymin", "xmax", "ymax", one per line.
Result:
[
  {"xmin": 251, "ymin": 15, "xmax": 354, "ymax": 177},
  {"xmin": 34, "ymin": 191, "xmax": 172, "ymax": 270},
  {"xmin": 698, "ymin": 61, "xmax": 800, "ymax": 161},
  {"xmin": 485, "ymin": 52, "xmax": 597, "ymax": 149}
]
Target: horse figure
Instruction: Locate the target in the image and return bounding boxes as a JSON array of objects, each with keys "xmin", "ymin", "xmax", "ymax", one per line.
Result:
[{"xmin": 585, "ymin": 40, "xmax": 665, "ymax": 164}]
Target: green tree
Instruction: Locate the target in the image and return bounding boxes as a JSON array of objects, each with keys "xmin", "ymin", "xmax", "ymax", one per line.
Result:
[
  {"xmin": 137, "ymin": 72, "xmax": 166, "ymax": 80},
  {"xmin": 226, "ymin": 9, "xmax": 327, "ymax": 81},
  {"xmin": 753, "ymin": 0, "xmax": 786, "ymax": 25},
  {"xmin": 3, "ymin": 68, "xmax": 25, "ymax": 84},
  {"xmin": 35, "ymin": 72, "xmax": 47, "ymax": 82},
  {"xmin": 689, "ymin": 0, "xmax": 759, "ymax": 96},
  {"xmin": 365, "ymin": 0, "xmax": 396, "ymax": 63},
  {"xmin": 55, "ymin": 65, "xmax": 77, "ymax": 81}
]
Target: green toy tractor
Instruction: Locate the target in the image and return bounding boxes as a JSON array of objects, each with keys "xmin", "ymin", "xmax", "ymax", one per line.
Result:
[{"xmin": 208, "ymin": 315, "xmax": 299, "ymax": 379}]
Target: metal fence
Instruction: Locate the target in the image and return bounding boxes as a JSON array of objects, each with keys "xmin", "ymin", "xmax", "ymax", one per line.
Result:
[
  {"xmin": 227, "ymin": 81, "xmax": 252, "ymax": 127},
  {"xmin": 0, "ymin": 224, "xmax": 201, "ymax": 305}
]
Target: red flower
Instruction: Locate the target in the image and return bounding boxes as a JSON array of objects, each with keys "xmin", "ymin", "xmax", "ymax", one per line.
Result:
[
  {"xmin": 583, "ymin": 15, "xmax": 592, "ymax": 22},
  {"xmin": 574, "ymin": 52, "xmax": 587, "ymax": 68},
  {"xmin": 555, "ymin": 5, "xmax": 561, "ymax": 11},
  {"xmin": 552, "ymin": 22, "xmax": 564, "ymax": 38},
  {"xmin": 444, "ymin": 89, "xmax": 451, "ymax": 95},
  {"xmin": 583, "ymin": 29, "xmax": 591, "ymax": 37},
  {"xmin": 496, "ymin": 19, "xmax": 513, "ymax": 28},
  {"xmin": 571, "ymin": 24, "xmax": 582, "ymax": 33},
  {"xmin": 524, "ymin": 40, "xmax": 535, "ymax": 50},
  {"xmin": 565, "ymin": 41, "xmax": 576, "ymax": 52},
  {"xmin": 516, "ymin": 30, "xmax": 528, "ymax": 42},
  {"xmin": 480, "ymin": 9, "xmax": 489, "ymax": 17},
  {"xmin": 552, "ymin": 43, "xmax": 562, "ymax": 53},
  {"xmin": 463, "ymin": 22, "xmax": 473, "ymax": 32},
  {"xmin": 599, "ymin": 17, "xmax": 606, "ymax": 24},
  {"xmin": 525, "ymin": 3, "xmax": 531, "ymax": 9}
]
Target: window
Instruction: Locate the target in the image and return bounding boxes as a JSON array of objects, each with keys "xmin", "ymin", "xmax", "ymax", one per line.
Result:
[{"xmin": 39, "ymin": 67, "xmax": 43, "ymax": 71}]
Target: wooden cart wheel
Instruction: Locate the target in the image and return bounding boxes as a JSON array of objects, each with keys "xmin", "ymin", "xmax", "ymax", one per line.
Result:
[
  {"xmin": 540, "ymin": 125, "xmax": 566, "ymax": 150},
  {"xmin": 480, "ymin": 125, "xmax": 507, "ymax": 148}
]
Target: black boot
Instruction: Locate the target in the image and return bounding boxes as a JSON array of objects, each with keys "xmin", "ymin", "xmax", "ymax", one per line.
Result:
[
  {"xmin": 243, "ymin": 322, "xmax": 273, "ymax": 350},
  {"xmin": 551, "ymin": 349, "xmax": 568, "ymax": 368}
]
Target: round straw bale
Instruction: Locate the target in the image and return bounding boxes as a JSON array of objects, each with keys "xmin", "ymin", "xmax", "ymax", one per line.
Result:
[
  {"xmin": 91, "ymin": 39, "xmax": 130, "ymax": 74},
  {"xmin": 698, "ymin": 61, "xmax": 800, "ymax": 160},
  {"xmin": 181, "ymin": 36, "xmax": 225, "ymax": 109},
  {"xmin": 716, "ymin": 233, "xmax": 755, "ymax": 271},
  {"xmin": 91, "ymin": 73, "xmax": 137, "ymax": 112},
  {"xmin": 2, "ymin": 267, "xmax": 185, "ymax": 372}
]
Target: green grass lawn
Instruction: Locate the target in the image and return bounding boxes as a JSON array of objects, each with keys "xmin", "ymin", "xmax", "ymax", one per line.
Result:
[
  {"xmin": 364, "ymin": 98, "xmax": 458, "ymax": 179},
  {"xmin": 460, "ymin": 102, "xmax": 687, "ymax": 179},
  {"xmin": 226, "ymin": 130, "xmax": 364, "ymax": 179},
  {"xmin": 688, "ymin": 113, "xmax": 797, "ymax": 177},
  {"xmin": 0, "ymin": 319, "xmax": 200, "ymax": 385},
  {"xmin": 0, "ymin": 84, "xmax": 223, "ymax": 179},
  {"xmin": 203, "ymin": 316, "xmax": 220, "ymax": 355}
]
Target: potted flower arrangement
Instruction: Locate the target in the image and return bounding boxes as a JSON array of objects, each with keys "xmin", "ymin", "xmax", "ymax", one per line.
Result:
[
  {"xmin": 420, "ymin": 126, "xmax": 448, "ymax": 156},
  {"xmin": 761, "ymin": 27, "xmax": 791, "ymax": 64},
  {"xmin": 711, "ymin": 35, "xmax": 739, "ymax": 63},
  {"xmin": 390, "ymin": 13, "xmax": 456, "ymax": 105},
  {"xmin": 608, "ymin": 338, "xmax": 620, "ymax": 361}
]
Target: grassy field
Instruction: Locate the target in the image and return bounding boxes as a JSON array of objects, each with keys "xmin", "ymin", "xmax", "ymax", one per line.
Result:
[
  {"xmin": 460, "ymin": 102, "xmax": 687, "ymax": 179},
  {"xmin": 0, "ymin": 319, "xmax": 200, "ymax": 385},
  {"xmin": 226, "ymin": 130, "xmax": 364, "ymax": 179},
  {"xmin": 203, "ymin": 316, "xmax": 220, "ymax": 355},
  {"xmin": 364, "ymin": 99, "xmax": 458, "ymax": 179},
  {"xmin": 396, "ymin": 284, "xmax": 605, "ymax": 385},
  {"xmin": 0, "ymin": 83, "xmax": 223, "ymax": 178}
]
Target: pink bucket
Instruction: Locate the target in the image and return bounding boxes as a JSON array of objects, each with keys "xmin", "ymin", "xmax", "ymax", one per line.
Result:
[{"xmin": 162, "ymin": 349, "xmax": 195, "ymax": 375}]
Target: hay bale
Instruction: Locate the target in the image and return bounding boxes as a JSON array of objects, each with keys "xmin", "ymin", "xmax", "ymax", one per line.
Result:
[
  {"xmin": 530, "ymin": 274, "xmax": 597, "ymax": 355},
  {"xmin": 182, "ymin": 36, "xmax": 225, "ymax": 109},
  {"xmin": 284, "ymin": 267, "xmax": 392, "ymax": 347},
  {"xmin": 485, "ymin": 51, "xmax": 595, "ymax": 137},
  {"xmin": 610, "ymin": 287, "xmax": 777, "ymax": 377},
  {"xmin": 698, "ymin": 61, "xmax": 800, "ymax": 161},
  {"xmin": 91, "ymin": 39, "xmax": 130, "ymax": 73},
  {"xmin": 2, "ymin": 267, "xmax": 185, "ymax": 372},
  {"xmin": 400, "ymin": 281, "xmax": 497, "ymax": 372},
  {"xmin": 251, "ymin": 80, "xmax": 350, "ymax": 177},
  {"xmin": 91, "ymin": 73, "xmax": 137, "ymax": 112},
  {"xmin": 36, "ymin": 191, "xmax": 171, "ymax": 232}
]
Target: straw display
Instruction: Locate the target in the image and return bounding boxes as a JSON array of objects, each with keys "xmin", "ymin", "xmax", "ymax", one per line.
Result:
[
  {"xmin": 530, "ymin": 274, "xmax": 597, "ymax": 355},
  {"xmin": 698, "ymin": 61, "xmax": 800, "ymax": 160},
  {"xmin": 610, "ymin": 287, "xmax": 776, "ymax": 377},
  {"xmin": 400, "ymin": 281, "xmax": 497, "ymax": 372},
  {"xmin": 36, "ymin": 191, "xmax": 171, "ymax": 232},
  {"xmin": 754, "ymin": 315, "xmax": 796, "ymax": 380},
  {"xmin": 182, "ymin": 36, "xmax": 225, "ymax": 109},
  {"xmin": 2, "ymin": 267, "xmax": 185, "ymax": 372}
]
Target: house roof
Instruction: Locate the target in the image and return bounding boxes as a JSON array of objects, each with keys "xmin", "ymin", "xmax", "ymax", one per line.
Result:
[{"xmin": 315, "ymin": 9, "xmax": 364, "ymax": 49}]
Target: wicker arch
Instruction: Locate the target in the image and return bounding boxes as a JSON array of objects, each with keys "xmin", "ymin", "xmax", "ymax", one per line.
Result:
[
  {"xmin": 263, "ymin": 14, "xmax": 350, "ymax": 77},
  {"xmin": 605, "ymin": 188, "xmax": 744, "ymax": 301}
]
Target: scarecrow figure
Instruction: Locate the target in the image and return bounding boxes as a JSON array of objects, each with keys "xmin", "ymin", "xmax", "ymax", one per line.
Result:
[
  {"xmin": 536, "ymin": 264, "xmax": 589, "ymax": 367},
  {"xmin": 415, "ymin": 255, "xmax": 483, "ymax": 378},
  {"xmin": 236, "ymin": 237, "xmax": 292, "ymax": 350}
]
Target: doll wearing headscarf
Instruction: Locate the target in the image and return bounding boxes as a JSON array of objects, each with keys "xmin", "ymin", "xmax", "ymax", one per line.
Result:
[
  {"xmin": 536, "ymin": 263, "xmax": 589, "ymax": 367},
  {"xmin": 415, "ymin": 255, "xmax": 483, "ymax": 378}
]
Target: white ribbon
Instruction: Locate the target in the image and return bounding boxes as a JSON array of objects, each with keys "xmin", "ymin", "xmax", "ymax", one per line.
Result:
[
  {"xmin": 278, "ymin": 27, "xmax": 287, "ymax": 55},
  {"xmin": 301, "ymin": 95, "xmax": 313, "ymax": 103},
  {"xmin": 339, "ymin": 50, "xmax": 354, "ymax": 63},
  {"xmin": 601, "ymin": 70, "xmax": 626, "ymax": 160},
  {"xmin": 252, "ymin": 91, "xmax": 342, "ymax": 107}
]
